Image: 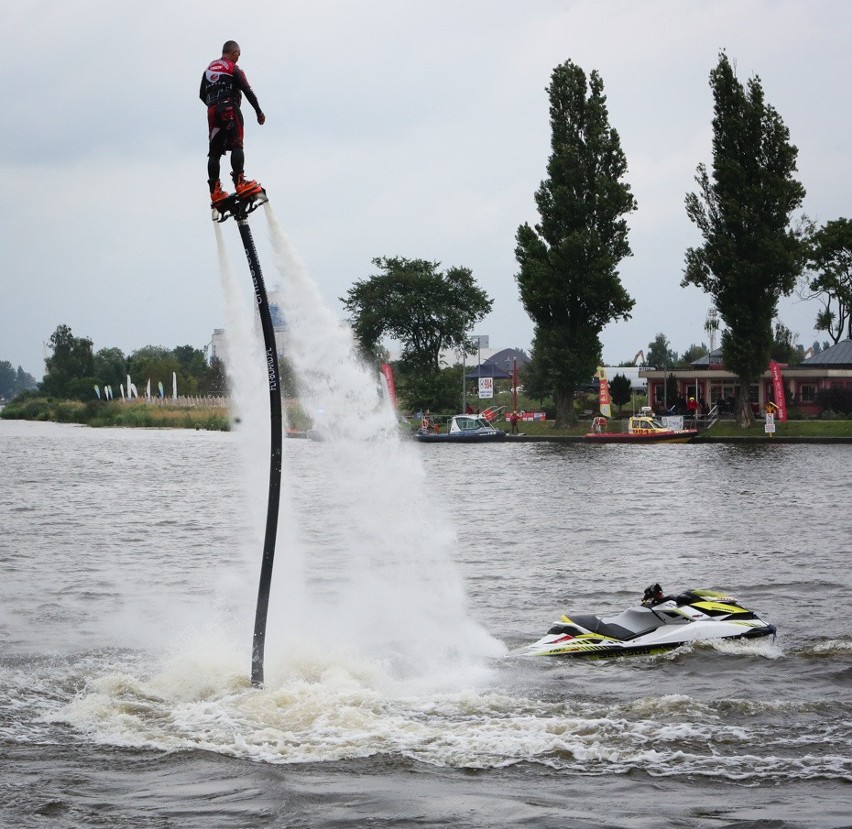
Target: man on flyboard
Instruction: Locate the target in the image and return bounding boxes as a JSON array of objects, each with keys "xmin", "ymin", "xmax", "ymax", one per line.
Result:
[{"xmin": 200, "ymin": 40, "xmax": 266, "ymax": 208}]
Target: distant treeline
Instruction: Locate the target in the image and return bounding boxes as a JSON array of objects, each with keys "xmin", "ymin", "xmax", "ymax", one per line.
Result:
[
  {"xmin": 0, "ymin": 361, "xmax": 37, "ymax": 399},
  {"xmin": 13, "ymin": 324, "xmax": 227, "ymax": 402}
]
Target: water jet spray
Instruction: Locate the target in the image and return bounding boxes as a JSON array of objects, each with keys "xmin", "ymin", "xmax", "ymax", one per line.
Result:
[{"xmin": 215, "ymin": 187, "xmax": 281, "ymax": 687}]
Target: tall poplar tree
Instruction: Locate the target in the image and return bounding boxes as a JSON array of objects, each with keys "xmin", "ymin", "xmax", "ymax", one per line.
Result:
[
  {"xmin": 683, "ymin": 52, "xmax": 805, "ymax": 427},
  {"xmin": 515, "ymin": 60, "xmax": 636, "ymax": 427}
]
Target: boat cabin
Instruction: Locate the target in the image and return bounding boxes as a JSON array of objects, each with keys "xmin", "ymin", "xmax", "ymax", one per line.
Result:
[
  {"xmin": 627, "ymin": 414, "xmax": 670, "ymax": 434},
  {"xmin": 447, "ymin": 415, "xmax": 498, "ymax": 434}
]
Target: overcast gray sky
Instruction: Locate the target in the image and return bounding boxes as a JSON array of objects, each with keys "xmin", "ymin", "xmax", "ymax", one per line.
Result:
[{"xmin": 4, "ymin": 0, "xmax": 849, "ymax": 379}]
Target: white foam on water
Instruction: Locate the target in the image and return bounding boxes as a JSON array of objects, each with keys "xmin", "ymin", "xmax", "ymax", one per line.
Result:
[
  {"xmin": 54, "ymin": 657, "xmax": 851, "ymax": 779},
  {"xmin": 705, "ymin": 637, "xmax": 784, "ymax": 659}
]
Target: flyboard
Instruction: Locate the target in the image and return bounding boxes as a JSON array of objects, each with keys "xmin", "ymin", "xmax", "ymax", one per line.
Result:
[{"xmin": 213, "ymin": 184, "xmax": 280, "ymax": 688}]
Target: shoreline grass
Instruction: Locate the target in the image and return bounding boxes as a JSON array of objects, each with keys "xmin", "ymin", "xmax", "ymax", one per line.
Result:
[
  {"xmin": 1, "ymin": 398, "xmax": 232, "ymax": 431},
  {"xmin": 692, "ymin": 418, "xmax": 852, "ymax": 439},
  {"xmin": 4, "ymin": 398, "xmax": 851, "ymax": 439}
]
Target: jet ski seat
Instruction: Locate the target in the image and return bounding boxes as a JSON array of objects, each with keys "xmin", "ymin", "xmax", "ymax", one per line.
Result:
[{"xmin": 570, "ymin": 609, "xmax": 663, "ymax": 641}]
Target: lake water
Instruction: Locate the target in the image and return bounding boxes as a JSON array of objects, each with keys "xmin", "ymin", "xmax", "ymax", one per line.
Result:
[{"xmin": 1, "ymin": 419, "xmax": 850, "ymax": 828}]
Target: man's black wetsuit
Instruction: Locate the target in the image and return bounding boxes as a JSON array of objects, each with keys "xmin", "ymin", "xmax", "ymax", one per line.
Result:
[{"xmin": 200, "ymin": 57, "xmax": 264, "ymax": 184}]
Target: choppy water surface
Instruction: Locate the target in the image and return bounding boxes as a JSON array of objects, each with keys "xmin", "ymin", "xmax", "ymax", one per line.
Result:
[{"xmin": 1, "ymin": 420, "xmax": 850, "ymax": 828}]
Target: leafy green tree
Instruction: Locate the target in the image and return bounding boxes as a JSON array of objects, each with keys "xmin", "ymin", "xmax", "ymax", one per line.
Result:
[
  {"xmin": 16, "ymin": 366, "xmax": 37, "ymax": 394},
  {"xmin": 683, "ymin": 52, "xmax": 806, "ymax": 427},
  {"xmin": 201, "ymin": 355, "xmax": 228, "ymax": 396},
  {"xmin": 0, "ymin": 361, "xmax": 15, "ymax": 398},
  {"xmin": 665, "ymin": 373, "xmax": 679, "ymax": 410},
  {"xmin": 517, "ymin": 350, "xmax": 552, "ymax": 407},
  {"xmin": 770, "ymin": 322, "xmax": 801, "ymax": 365},
  {"xmin": 41, "ymin": 324, "xmax": 95, "ymax": 398},
  {"xmin": 646, "ymin": 333, "xmax": 677, "ymax": 369},
  {"xmin": 515, "ymin": 60, "xmax": 636, "ymax": 427},
  {"xmin": 609, "ymin": 372, "xmax": 632, "ymax": 413},
  {"xmin": 393, "ymin": 363, "xmax": 464, "ymax": 414},
  {"xmin": 173, "ymin": 345, "xmax": 209, "ymax": 380},
  {"xmin": 0, "ymin": 362, "xmax": 38, "ymax": 398},
  {"xmin": 342, "ymin": 256, "xmax": 492, "ymax": 409},
  {"xmin": 171, "ymin": 345, "xmax": 213, "ymax": 396},
  {"xmin": 128, "ymin": 345, "xmax": 212, "ymax": 396},
  {"xmin": 93, "ymin": 347, "xmax": 128, "ymax": 390},
  {"xmin": 128, "ymin": 346, "xmax": 180, "ymax": 395},
  {"xmin": 677, "ymin": 343, "xmax": 709, "ymax": 367},
  {"xmin": 804, "ymin": 217, "xmax": 852, "ymax": 344}
]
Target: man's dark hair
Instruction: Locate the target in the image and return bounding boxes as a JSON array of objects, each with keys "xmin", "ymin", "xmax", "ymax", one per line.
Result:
[{"xmin": 222, "ymin": 40, "xmax": 240, "ymax": 54}]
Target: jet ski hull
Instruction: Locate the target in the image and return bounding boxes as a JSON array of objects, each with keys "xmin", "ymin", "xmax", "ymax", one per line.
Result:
[{"xmin": 524, "ymin": 589, "xmax": 776, "ymax": 658}]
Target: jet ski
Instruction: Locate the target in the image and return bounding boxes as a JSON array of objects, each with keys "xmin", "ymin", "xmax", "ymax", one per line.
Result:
[{"xmin": 524, "ymin": 587, "xmax": 777, "ymax": 658}]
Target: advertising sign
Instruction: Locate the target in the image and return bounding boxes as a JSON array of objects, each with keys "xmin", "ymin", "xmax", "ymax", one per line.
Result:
[
  {"xmin": 597, "ymin": 366, "xmax": 612, "ymax": 418},
  {"xmin": 764, "ymin": 412, "xmax": 776, "ymax": 434}
]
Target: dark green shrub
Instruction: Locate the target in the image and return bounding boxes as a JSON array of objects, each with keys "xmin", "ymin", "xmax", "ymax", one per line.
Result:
[{"xmin": 817, "ymin": 387, "xmax": 852, "ymax": 415}]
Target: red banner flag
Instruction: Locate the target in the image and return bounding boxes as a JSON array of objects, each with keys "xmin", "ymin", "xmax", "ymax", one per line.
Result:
[
  {"xmin": 380, "ymin": 363, "xmax": 398, "ymax": 410},
  {"xmin": 769, "ymin": 361, "xmax": 787, "ymax": 422}
]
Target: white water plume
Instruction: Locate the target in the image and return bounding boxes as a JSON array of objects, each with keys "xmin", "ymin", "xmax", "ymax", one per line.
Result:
[
  {"xmin": 213, "ymin": 224, "xmax": 281, "ymax": 613},
  {"xmin": 214, "ymin": 224, "xmax": 268, "ymax": 433},
  {"xmin": 257, "ymin": 205, "xmax": 504, "ymax": 684}
]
